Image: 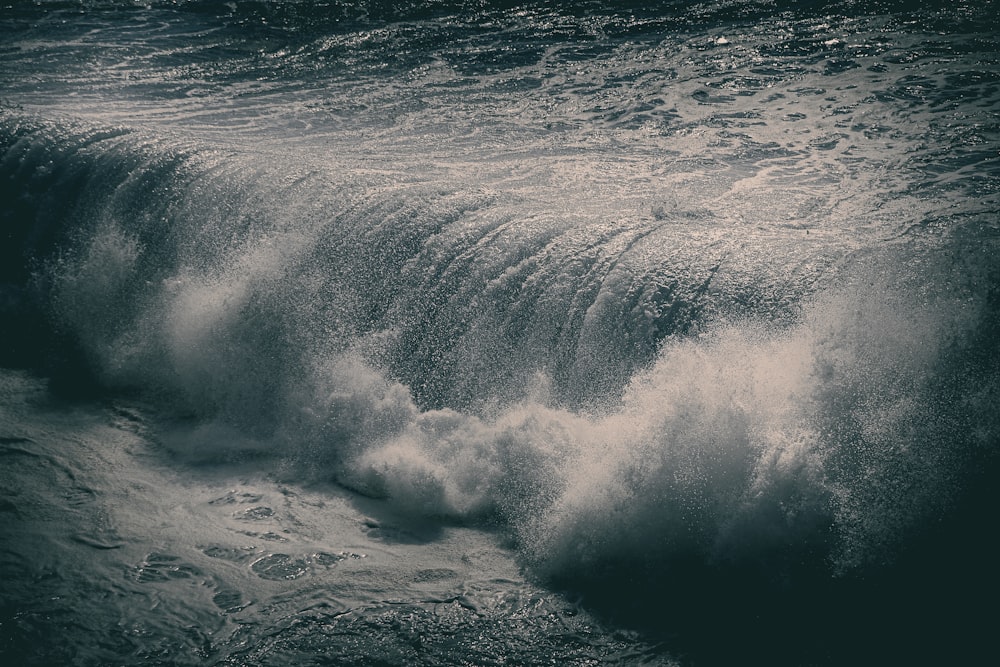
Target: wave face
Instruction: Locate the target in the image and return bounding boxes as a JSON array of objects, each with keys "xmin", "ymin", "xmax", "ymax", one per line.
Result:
[{"xmin": 2, "ymin": 1, "xmax": 999, "ymax": 664}]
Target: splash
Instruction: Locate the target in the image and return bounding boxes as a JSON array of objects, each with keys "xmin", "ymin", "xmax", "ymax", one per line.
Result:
[
  {"xmin": 3, "ymin": 114, "xmax": 998, "ymax": 653},
  {"xmin": 327, "ymin": 257, "xmax": 994, "ymax": 590}
]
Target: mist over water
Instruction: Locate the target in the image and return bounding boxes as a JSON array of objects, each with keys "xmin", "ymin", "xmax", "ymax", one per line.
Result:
[{"xmin": 2, "ymin": 1, "xmax": 999, "ymax": 665}]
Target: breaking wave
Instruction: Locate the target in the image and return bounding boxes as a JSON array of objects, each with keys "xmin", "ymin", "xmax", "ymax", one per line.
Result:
[{"xmin": 3, "ymin": 110, "xmax": 998, "ymax": 662}]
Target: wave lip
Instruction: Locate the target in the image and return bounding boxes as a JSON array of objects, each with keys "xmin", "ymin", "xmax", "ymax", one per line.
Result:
[{"xmin": 0, "ymin": 111, "xmax": 841, "ymax": 406}]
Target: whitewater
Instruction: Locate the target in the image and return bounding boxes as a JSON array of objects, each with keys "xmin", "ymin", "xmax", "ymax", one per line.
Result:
[{"xmin": 2, "ymin": 1, "xmax": 998, "ymax": 665}]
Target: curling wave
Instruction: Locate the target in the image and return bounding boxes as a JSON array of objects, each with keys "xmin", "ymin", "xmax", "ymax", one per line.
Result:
[{"xmin": 2, "ymin": 109, "xmax": 999, "ymax": 663}]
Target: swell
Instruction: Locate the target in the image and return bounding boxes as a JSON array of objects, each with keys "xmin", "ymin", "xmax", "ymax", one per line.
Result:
[{"xmin": 2, "ymin": 111, "xmax": 999, "ymax": 664}]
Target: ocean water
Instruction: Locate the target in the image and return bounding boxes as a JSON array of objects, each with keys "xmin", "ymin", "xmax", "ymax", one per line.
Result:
[{"xmin": 1, "ymin": 1, "xmax": 998, "ymax": 665}]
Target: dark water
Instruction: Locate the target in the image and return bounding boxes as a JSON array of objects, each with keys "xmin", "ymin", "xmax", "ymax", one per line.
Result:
[{"xmin": 2, "ymin": 1, "xmax": 999, "ymax": 665}]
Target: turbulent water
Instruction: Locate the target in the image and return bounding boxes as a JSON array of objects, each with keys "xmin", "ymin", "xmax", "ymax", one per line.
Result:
[{"xmin": 2, "ymin": 1, "xmax": 999, "ymax": 665}]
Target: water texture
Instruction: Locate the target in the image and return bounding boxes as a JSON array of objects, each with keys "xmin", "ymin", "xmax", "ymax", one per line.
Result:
[{"xmin": 2, "ymin": 1, "xmax": 999, "ymax": 665}]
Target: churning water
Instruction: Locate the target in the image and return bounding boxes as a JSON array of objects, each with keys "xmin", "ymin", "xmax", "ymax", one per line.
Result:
[{"xmin": 2, "ymin": 1, "xmax": 998, "ymax": 665}]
